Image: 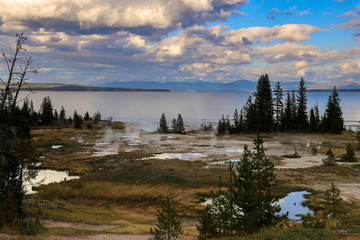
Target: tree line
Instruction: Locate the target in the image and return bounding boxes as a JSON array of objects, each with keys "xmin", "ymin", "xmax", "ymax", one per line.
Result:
[
  {"xmin": 218, "ymin": 75, "xmax": 344, "ymax": 134},
  {"xmin": 13, "ymin": 96, "xmax": 102, "ymax": 129}
]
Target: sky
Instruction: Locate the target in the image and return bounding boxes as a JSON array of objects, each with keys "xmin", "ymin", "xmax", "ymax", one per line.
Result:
[{"xmin": 0, "ymin": 0, "xmax": 360, "ymax": 88}]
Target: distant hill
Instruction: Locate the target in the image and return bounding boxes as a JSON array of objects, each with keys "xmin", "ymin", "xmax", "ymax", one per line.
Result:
[
  {"xmin": 98, "ymin": 80, "xmax": 316, "ymax": 92},
  {"xmin": 339, "ymin": 82, "xmax": 360, "ymax": 90},
  {"xmin": 99, "ymin": 80, "xmax": 257, "ymax": 92},
  {"xmin": 11, "ymin": 83, "xmax": 170, "ymax": 92}
]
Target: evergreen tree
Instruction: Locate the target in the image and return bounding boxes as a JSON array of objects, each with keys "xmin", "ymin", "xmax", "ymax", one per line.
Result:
[
  {"xmin": 171, "ymin": 118, "xmax": 177, "ymax": 133},
  {"xmin": 309, "ymin": 107, "xmax": 317, "ymax": 132},
  {"xmin": 59, "ymin": 106, "xmax": 66, "ymax": 124},
  {"xmin": 158, "ymin": 113, "xmax": 169, "ymax": 133},
  {"xmin": 150, "ymin": 195, "xmax": 183, "ymax": 240},
  {"xmin": 324, "ymin": 183, "xmax": 342, "ymax": 218},
  {"xmin": 54, "ymin": 109, "xmax": 59, "ymax": 122},
  {"xmin": 93, "ymin": 111, "xmax": 101, "ymax": 124},
  {"xmin": 254, "ymin": 74, "xmax": 274, "ymax": 132},
  {"xmin": 73, "ymin": 110, "xmax": 83, "ymax": 129},
  {"xmin": 290, "ymin": 90, "xmax": 297, "ymax": 129},
  {"xmin": 232, "ymin": 108, "xmax": 239, "ymax": 134},
  {"xmin": 175, "ymin": 114, "xmax": 185, "ymax": 134},
  {"xmin": 282, "ymin": 91, "xmax": 292, "ymax": 131},
  {"xmin": 297, "ymin": 78, "xmax": 308, "ymax": 130},
  {"xmin": 197, "ymin": 135, "xmax": 285, "ymax": 237},
  {"xmin": 84, "ymin": 111, "xmax": 90, "ymax": 121},
  {"xmin": 273, "ymin": 81, "xmax": 284, "ymax": 132},
  {"xmin": 40, "ymin": 96, "xmax": 54, "ymax": 125},
  {"xmin": 243, "ymin": 96, "xmax": 257, "ymax": 132},
  {"xmin": 324, "ymin": 87, "xmax": 343, "ymax": 133},
  {"xmin": 341, "ymin": 143, "xmax": 356, "ymax": 162}
]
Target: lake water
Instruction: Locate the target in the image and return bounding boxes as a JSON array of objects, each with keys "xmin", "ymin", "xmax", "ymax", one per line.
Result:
[{"xmin": 20, "ymin": 91, "xmax": 360, "ymax": 131}]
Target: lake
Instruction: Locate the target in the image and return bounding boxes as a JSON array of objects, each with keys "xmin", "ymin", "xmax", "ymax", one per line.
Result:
[{"xmin": 20, "ymin": 91, "xmax": 360, "ymax": 131}]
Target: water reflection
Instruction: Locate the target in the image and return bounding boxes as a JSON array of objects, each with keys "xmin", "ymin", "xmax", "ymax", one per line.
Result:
[
  {"xmin": 278, "ymin": 191, "xmax": 313, "ymax": 221},
  {"xmin": 25, "ymin": 169, "xmax": 79, "ymax": 194}
]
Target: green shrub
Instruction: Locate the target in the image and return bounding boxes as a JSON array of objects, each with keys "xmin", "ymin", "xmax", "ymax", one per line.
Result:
[{"xmin": 18, "ymin": 218, "xmax": 47, "ymax": 236}]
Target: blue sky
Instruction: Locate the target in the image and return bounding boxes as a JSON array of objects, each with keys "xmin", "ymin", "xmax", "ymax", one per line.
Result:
[{"xmin": 0, "ymin": 0, "xmax": 359, "ymax": 88}]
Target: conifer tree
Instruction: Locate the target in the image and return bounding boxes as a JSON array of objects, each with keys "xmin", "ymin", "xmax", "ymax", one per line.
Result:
[
  {"xmin": 309, "ymin": 107, "xmax": 317, "ymax": 132},
  {"xmin": 342, "ymin": 143, "xmax": 356, "ymax": 162},
  {"xmin": 40, "ymin": 96, "xmax": 54, "ymax": 125},
  {"xmin": 254, "ymin": 74, "xmax": 273, "ymax": 132},
  {"xmin": 172, "ymin": 118, "xmax": 177, "ymax": 133},
  {"xmin": 176, "ymin": 114, "xmax": 185, "ymax": 134},
  {"xmin": 54, "ymin": 109, "xmax": 59, "ymax": 122},
  {"xmin": 290, "ymin": 90, "xmax": 297, "ymax": 128},
  {"xmin": 93, "ymin": 111, "xmax": 101, "ymax": 124},
  {"xmin": 150, "ymin": 195, "xmax": 183, "ymax": 240},
  {"xmin": 84, "ymin": 111, "xmax": 90, "ymax": 121},
  {"xmin": 273, "ymin": 81, "xmax": 284, "ymax": 132},
  {"xmin": 197, "ymin": 135, "xmax": 285, "ymax": 237},
  {"xmin": 282, "ymin": 91, "xmax": 292, "ymax": 131},
  {"xmin": 59, "ymin": 106, "xmax": 66, "ymax": 124},
  {"xmin": 297, "ymin": 78, "xmax": 308, "ymax": 130},
  {"xmin": 158, "ymin": 113, "xmax": 169, "ymax": 133},
  {"xmin": 324, "ymin": 87, "xmax": 343, "ymax": 133},
  {"xmin": 243, "ymin": 96, "xmax": 257, "ymax": 132},
  {"xmin": 324, "ymin": 183, "xmax": 342, "ymax": 218}
]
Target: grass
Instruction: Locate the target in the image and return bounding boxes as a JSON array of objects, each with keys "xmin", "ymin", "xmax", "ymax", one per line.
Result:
[{"xmin": 11, "ymin": 127, "xmax": 360, "ymax": 239}]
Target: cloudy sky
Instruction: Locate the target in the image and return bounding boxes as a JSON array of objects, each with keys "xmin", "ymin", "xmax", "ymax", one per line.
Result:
[{"xmin": 0, "ymin": 0, "xmax": 359, "ymax": 88}]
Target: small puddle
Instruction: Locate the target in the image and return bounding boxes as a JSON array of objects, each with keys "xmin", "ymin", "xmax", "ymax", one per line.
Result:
[
  {"xmin": 25, "ymin": 169, "xmax": 80, "ymax": 194},
  {"xmin": 278, "ymin": 191, "xmax": 312, "ymax": 221},
  {"xmin": 201, "ymin": 191, "xmax": 312, "ymax": 221},
  {"xmin": 147, "ymin": 153, "xmax": 207, "ymax": 160},
  {"xmin": 225, "ymin": 149, "xmax": 244, "ymax": 154},
  {"xmin": 52, "ymin": 145, "xmax": 63, "ymax": 149}
]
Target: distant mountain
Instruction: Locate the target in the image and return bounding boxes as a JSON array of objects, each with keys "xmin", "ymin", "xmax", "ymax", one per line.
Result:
[
  {"xmin": 98, "ymin": 80, "xmax": 258, "ymax": 92},
  {"xmin": 98, "ymin": 80, "xmax": 316, "ymax": 92},
  {"xmin": 17, "ymin": 83, "xmax": 169, "ymax": 92},
  {"xmin": 339, "ymin": 83, "xmax": 360, "ymax": 90}
]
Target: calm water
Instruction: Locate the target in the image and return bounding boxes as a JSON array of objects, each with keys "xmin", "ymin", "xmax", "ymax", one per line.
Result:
[{"xmin": 20, "ymin": 91, "xmax": 360, "ymax": 131}]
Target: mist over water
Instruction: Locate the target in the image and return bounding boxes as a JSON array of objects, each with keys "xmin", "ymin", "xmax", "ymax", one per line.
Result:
[{"xmin": 20, "ymin": 91, "xmax": 360, "ymax": 131}]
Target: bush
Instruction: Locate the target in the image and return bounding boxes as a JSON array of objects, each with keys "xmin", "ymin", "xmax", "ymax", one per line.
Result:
[
  {"xmin": 18, "ymin": 218, "xmax": 47, "ymax": 236},
  {"xmin": 341, "ymin": 143, "xmax": 357, "ymax": 162},
  {"xmin": 301, "ymin": 213, "xmax": 326, "ymax": 229}
]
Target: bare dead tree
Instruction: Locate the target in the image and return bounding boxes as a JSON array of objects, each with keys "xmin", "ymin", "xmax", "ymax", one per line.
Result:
[{"xmin": 0, "ymin": 32, "xmax": 37, "ymax": 113}]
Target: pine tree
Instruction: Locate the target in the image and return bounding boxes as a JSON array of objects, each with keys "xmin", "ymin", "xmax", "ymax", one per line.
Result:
[
  {"xmin": 158, "ymin": 113, "xmax": 169, "ymax": 133},
  {"xmin": 172, "ymin": 118, "xmax": 177, "ymax": 133},
  {"xmin": 254, "ymin": 74, "xmax": 274, "ymax": 132},
  {"xmin": 54, "ymin": 109, "xmax": 59, "ymax": 122},
  {"xmin": 197, "ymin": 135, "xmax": 285, "ymax": 237},
  {"xmin": 59, "ymin": 106, "xmax": 66, "ymax": 124},
  {"xmin": 40, "ymin": 96, "xmax": 54, "ymax": 125},
  {"xmin": 324, "ymin": 183, "xmax": 342, "ymax": 218},
  {"xmin": 290, "ymin": 90, "xmax": 297, "ymax": 129},
  {"xmin": 150, "ymin": 195, "xmax": 183, "ymax": 240},
  {"xmin": 309, "ymin": 107, "xmax": 317, "ymax": 132},
  {"xmin": 282, "ymin": 91, "xmax": 292, "ymax": 131},
  {"xmin": 73, "ymin": 110, "xmax": 83, "ymax": 129},
  {"xmin": 297, "ymin": 78, "xmax": 308, "ymax": 130},
  {"xmin": 342, "ymin": 143, "xmax": 356, "ymax": 162},
  {"xmin": 176, "ymin": 114, "xmax": 185, "ymax": 134},
  {"xmin": 243, "ymin": 96, "xmax": 257, "ymax": 132},
  {"xmin": 273, "ymin": 81, "xmax": 284, "ymax": 132},
  {"xmin": 325, "ymin": 87, "xmax": 344, "ymax": 133},
  {"xmin": 84, "ymin": 111, "xmax": 90, "ymax": 121},
  {"xmin": 93, "ymin": 111, "xmax": 101, "ymax": 124}
]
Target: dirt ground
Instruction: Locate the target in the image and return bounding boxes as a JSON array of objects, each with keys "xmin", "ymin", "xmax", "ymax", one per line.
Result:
[{"xmin": 25, "ymin": 125, "xmax": 360, "ymax": 239}]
